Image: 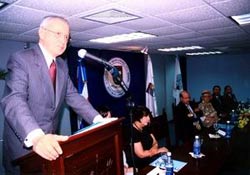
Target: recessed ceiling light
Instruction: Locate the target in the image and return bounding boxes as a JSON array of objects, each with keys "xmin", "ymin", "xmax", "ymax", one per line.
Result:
[
  {"xmin": 186, "ymin": 51, "xmax": 223, "ymax": 56},
  {"xmin": 158, "ymin": 46, "xmax": 203, "ymax": 52},
  {"xmin": 89, "ymin": 32, "xmax": 156, "ymax": 44},
  {"xmin": 231, "ymin": 13, "xmax": 250, "ymax": 25}
]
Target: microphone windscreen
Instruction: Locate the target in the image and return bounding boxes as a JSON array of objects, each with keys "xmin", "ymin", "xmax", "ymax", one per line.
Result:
[{"xmin": 78, "ymin": 49, "xmax": 87, "ymax": 58}]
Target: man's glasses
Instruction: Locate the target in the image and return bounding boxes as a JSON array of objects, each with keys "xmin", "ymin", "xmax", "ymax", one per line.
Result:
[{"xmin": 41, "ymin": 27, "xmax": 69, "ymax": 40}]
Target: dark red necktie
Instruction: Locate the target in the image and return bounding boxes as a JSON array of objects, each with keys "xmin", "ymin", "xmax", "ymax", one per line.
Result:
[{"xmin": 49, "ymin": 60, "xmax": 56, "ymax": 89}]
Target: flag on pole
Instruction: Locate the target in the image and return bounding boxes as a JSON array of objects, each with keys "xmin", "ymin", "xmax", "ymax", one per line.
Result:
[
  {"xmin": 77, "ymin": 60, "xmax": 88, "ymax": 129},
  {"xmin": 173, "ymin": 56, "xmax": 183, "ymax": 105},
  {"xmin": 145, "ymin": 55, "xmax": 158, "ymax": 117}
]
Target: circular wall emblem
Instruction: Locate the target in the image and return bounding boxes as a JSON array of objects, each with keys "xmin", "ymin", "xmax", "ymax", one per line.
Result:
[{"xmin": 103, "ymin": 57, "xmax": 130, "ymax": 98}]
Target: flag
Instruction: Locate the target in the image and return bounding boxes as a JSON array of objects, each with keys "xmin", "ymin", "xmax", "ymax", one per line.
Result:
[
  {"xmin": 146, "ymin": 55, "xmax": 158, "ymax": 117},
  {"xmin": 173, "ymin": 56, "xmax": 183, "ymax": 105},
  {"xmin": 77, "ymin": 60, "xmax": 88, "ymax": 129}
]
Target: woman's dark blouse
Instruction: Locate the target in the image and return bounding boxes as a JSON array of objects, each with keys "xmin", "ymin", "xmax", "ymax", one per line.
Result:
[
  {"xmin": 133, "ymin": 126, "xmax": 153, "ymax": 150},
  {"xmin": 131, "ymin": 126, "xmax": 157, "ymax": 169}
]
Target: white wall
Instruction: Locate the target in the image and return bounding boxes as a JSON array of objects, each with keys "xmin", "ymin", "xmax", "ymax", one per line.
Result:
[
  {"xmin": 187, "ymin": 53, "xmax": 250, "ymax": 102},
  {"xmin": 150, "ymin": 54, "xmax": 175, "ymax": 121}
]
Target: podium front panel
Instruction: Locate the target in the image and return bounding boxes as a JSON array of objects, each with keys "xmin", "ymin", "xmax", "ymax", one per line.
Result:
[{"xmin": 15, "ymin": 118, "xmax": 124, "ymax": 175}]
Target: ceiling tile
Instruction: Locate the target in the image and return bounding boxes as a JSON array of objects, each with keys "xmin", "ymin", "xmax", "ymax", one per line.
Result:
[
  {"xmin": 84, "ymin": 25, "xmax": 135, "ymax": 37},
  {"xmin": 0, "ymin": 22, "xmax": 31, "ymax": 33},
  {"xmin": 115, "ymin": 16, "xmax": 173, "ymax": 31},
  {"xmin": 199, "ymin": 26, "xmax": 245, "ymax": 36},
  {"xmin": 145, "ymin": 25, "xmax": 192, "ymax": 36},
  {"xmin": 0, "ymin": 5, "xmax": 52, "ymax": 26},
  {"xmin": 117, "ymin": 0, "xmax": 206, "ymax": 15},
  {"xmin": 209, "ymin": 0, "xmax": 250, "ymax": 16},
  {"xmin": 0, "ymin": 0, "xmax": 249, "ymax": 54},
  {"xmin": 15, "ymin": 0, "xmax": 111, "ymax": 16},
  {"xmin": 157, "ymin": 5, "xmax": 224, "ymax": 24},
  {"xmin": 181, "ymin": 17, "xmax": 235, "ymax": 31}
]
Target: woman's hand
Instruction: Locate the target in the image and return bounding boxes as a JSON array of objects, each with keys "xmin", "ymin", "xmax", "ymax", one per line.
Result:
[{"xmin": 157, "ymin": 147, "xmax": 168, "ymax": 154}]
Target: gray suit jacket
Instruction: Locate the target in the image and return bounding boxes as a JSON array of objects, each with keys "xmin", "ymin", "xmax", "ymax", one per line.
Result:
[{"xmin": 1, "ymin": 45, "xmax": 99, "ymax": 161}]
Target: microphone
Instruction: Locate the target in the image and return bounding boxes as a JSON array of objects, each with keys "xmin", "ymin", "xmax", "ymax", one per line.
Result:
[
  {"xmin": 78, "ymin": 49, "xmax": 113, "ymax": 69},
  {"xmin": 78, "ymin": 49, "xmax": 120, "ymax": 82}
]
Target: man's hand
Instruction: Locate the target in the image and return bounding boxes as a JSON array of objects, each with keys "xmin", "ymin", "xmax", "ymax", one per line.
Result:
[{"xmin": 32, "ymin": 134, "xmax": 69, "ymax": 161}]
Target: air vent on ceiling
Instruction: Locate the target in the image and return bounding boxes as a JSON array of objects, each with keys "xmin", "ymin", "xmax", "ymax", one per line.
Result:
[
  {"xmin": 0, "ymin": 1, "xmax": 8, "ymax": 10},
  {"xmin": 82, "ymin": 9, "xmax": 140, "ymax": 24}
]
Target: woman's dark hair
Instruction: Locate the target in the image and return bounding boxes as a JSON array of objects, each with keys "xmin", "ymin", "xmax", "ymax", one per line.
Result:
[{"xmin": 132, "ymin": 106, "xmax": 151, "ymax": 122}]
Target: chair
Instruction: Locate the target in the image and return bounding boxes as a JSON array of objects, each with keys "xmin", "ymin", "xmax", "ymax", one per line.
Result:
[
  {"xmin": 150, "ymin": 108, "xmax": 171, "ymax": 148},
  {"xmin": 172, "ymin": 103, "xmax": 182, "ymax": 146}
]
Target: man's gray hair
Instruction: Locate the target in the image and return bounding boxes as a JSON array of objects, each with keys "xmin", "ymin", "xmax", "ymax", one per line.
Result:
[{"xmin": 39, "ymin": 15, "xmax": 69, "ymax": 28}]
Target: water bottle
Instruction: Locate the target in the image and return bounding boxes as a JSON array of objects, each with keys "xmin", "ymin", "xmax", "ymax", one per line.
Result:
[
  {"xmin": 165, "ymin": 152, "xmax": 174, "ymax": 175},
  {"xmin": 155, "ymin": 157, "xmax": 166, "ymax": 175},
  {"xmin": 193, "ymin": 135, "xmax": 201, "ymax": 157},
  {"xmin": 225, "ymin": 120, "xmax": 231, "ymax": 138},
  {"xmin": 231, "ymin": 110, "xmax": 236, "ymax": 124}
]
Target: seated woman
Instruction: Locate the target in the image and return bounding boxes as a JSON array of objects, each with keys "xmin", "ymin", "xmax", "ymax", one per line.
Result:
[
  {"xmin": 129, "ymin": 106, "xmax": 168, "ymax": 169},
  {"xmin": 198, "ymin": 90, "xmax": 218, "ymax": 128}
]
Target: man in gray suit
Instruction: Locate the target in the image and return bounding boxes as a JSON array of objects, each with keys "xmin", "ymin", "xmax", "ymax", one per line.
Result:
[{"xmin": 1, "ymin": 16, "xmax": 103, "ymax": 174}]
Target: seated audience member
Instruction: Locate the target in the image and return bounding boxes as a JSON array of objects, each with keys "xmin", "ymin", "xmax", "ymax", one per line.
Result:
[
  {"xmin": 97, "ymin": 105, "xmax": 112, "ymax": 118},
  {"xmin": 221, "ymin": 85, "xmax": 238, "ymax": 116},
  {"xmin": 211, "ymin": 85, "xmax": 225, "ymax": 118},
  {"xmin": 130, "ymin": 106, "xmax": 168, "ymax": 169},
  {"xmin": 174, "ymin": 91, "xmax": 203, "ymax": 144},
  {"xmin": 198, "ymin": 90, "xmax": 218, "ymax": 128}
]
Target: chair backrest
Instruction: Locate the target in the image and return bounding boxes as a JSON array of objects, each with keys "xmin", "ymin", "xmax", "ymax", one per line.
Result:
[
  {"xmin": 150, "ymin": 108, "xmax": 171, "ymax": 147},
  {"xmin": 172, "ymin": 102, "xmax": 181, "ymax": 146}
]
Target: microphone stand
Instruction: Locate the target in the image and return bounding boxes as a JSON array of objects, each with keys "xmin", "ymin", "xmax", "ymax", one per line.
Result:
[{"xmin": 104, "ymin": 64, "xmax": 137, "ymax": 175}]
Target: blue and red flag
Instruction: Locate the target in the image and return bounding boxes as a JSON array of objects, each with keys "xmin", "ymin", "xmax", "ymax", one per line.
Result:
[{"xmin": 77, "ymin": 60, "xmax": 89, "ymax": 129}]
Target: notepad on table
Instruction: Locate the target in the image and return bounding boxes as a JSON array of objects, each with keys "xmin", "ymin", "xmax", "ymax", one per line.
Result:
[{"xmin": 150, "ymin": 157, "xmax": 187, "ymax": 172}]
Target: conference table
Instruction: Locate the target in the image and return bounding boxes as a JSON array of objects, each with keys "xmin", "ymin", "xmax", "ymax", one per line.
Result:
[{"xmin": 139, "ymin": 121, "xmax": 250, "ymax": 175}]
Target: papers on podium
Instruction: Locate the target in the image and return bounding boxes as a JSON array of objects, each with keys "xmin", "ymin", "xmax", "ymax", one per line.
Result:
[{"xmin": 73, "ymin": 117, "xmax": 118, "ymax": 135}]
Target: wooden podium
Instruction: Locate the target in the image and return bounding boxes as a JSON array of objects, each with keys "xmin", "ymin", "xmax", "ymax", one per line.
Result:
[{"xmin": 15, "ymin": 118, "xmax": 124, "ymax": 175}]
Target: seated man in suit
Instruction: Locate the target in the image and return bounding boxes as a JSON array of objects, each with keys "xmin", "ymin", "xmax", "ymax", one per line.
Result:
[
  {"xmin": 222, "ymin": 85, "xmax": 238, "ymax": 117},
  {"xmin": 211, "ymin": 85, "xmax": 226, "ymax": 118},
  {"xmin": 174, "ymin": 91, "xmax": 203, "ymax": 144}
]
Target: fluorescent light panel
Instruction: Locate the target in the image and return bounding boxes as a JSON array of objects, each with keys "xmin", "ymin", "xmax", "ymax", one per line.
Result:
[
  {"xmin": 231, "ymin": 13, "xmax": 250, "ymax": 25},
  {"xmin": 89, "ymin": 32, "xmax": 156, "ymax": 44},
  {"xmin": 186, "ymin": 51, "xmax": 223, "ymax": 56},
  {"xmin": 158, "ymin": 46, "xmax": 203, "ymax": 52}
]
